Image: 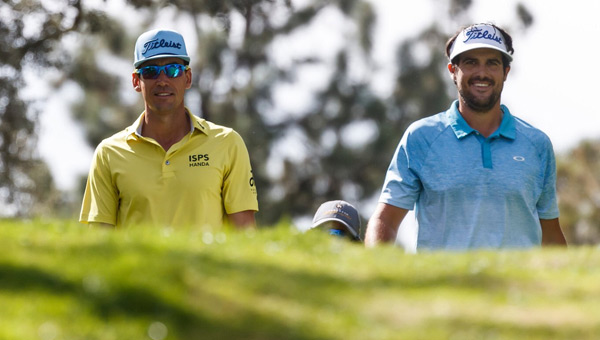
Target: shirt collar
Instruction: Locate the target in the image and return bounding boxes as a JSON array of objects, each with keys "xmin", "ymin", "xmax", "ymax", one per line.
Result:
[
  {"xmin": 447, "ymin": 100, "xmax": 516, "ymax": 140},
  {"xmin": 126, "ymin": 108, "xmax": 208, "ymax": 138}
]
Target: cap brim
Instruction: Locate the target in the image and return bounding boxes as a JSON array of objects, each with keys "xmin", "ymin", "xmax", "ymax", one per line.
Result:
[
  {"xmin": 450, "ymin": 43, "xmax": 513, "ymax": 62},
  {"xmin": 134, "ymin": 54, "xmax": 191, "ymax": 68},
  {"xmin": 311, "ymin": 217, "xmax": 359, "ymax": 239}
]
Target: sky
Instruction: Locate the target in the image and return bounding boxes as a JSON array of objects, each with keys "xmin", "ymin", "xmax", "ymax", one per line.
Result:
[
  {"xmin": 371, "ymin": 0, "xmax": 600, "ymax": 154},
  {"xmin": 30, "ymin": 0, "xmax": 600, "ymax": 233}
]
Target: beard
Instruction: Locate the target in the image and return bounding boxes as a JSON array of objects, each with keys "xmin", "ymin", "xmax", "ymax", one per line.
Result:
[{"xmin": 458, "ymin": 78, "xmax": 503, "ymax": 113}]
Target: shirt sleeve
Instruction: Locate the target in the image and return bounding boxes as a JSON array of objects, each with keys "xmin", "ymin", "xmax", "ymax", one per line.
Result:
[
  {"xmin": 379, "ymin": 125, "xmax": 424, "ymax": 210},
  {"xmin": 536, "ymin": 137, "xmax": 560, "ymax": 219},
  {"xmin": 79, "ymin": 142, "xmax": 119, "ymax": 225},
  {"xmin": 222, "ymin": 131, "xmax": 259, "ymax": 214}
]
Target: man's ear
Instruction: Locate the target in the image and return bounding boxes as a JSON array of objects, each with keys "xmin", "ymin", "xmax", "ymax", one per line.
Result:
[
  {"xmin": 447, "ymin": 63, "xmax": 455, "ymax": 74},
  {"xmin": 503, "ymin": 65, "xmax": 511, "ymax": 81},
  {"xmin": 447, "ymin": 63, "xmax": 457, "ymax": 83},
  {"xmin": 132, "ymin": 72, "xmax": 142, "ymax": 92},
  {"xmin": 185, "ymin": 68, "xmax": 192, "ymax": 90}
]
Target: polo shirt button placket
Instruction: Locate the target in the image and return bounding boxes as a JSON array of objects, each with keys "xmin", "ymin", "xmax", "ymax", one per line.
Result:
[{"xmin": 162, "ymin": 158, "xmax": 175, "ymax": 178}]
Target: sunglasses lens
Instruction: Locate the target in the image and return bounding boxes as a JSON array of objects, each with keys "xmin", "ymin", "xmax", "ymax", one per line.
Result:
[
  {"xmin": 138, "ymin": 64, "xmax": 186, "ymax": 79},
  {"xmin": 165, "ymin": 64, "xmax": 183, "ymax": 78},
  {"xmin": 140, "ymin": 66, "xmax": 159, "ymax": 79}
]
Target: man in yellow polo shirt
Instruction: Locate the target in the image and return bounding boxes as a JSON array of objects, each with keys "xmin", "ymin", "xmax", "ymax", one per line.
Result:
[{"xmin": 80, "ymin": 29, "xmax": 258, "ymax": 228}]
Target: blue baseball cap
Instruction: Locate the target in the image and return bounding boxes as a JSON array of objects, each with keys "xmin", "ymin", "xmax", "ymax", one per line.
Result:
[{"xmin": 134, "ymin": 29, "xmax": 190, "ymax": 68}]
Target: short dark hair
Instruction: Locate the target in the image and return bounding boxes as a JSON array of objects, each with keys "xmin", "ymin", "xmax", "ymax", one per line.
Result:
[{"xmin": 445, "ymin": 23, "xmax": 514, "ymax": 68}]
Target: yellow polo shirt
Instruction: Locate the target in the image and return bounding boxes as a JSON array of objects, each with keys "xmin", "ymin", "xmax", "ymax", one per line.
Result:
[{"xmin": 80, "ymin": 110, "xmax": 258, "ymax": 228}]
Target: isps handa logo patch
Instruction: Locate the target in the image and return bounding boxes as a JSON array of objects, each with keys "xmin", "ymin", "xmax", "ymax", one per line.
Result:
[{"xmin": 189, "ymin": 154, "xmax": 210, "ymax": 167}]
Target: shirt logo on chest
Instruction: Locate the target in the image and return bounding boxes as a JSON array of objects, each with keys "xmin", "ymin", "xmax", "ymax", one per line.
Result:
[
  {"xmin": 189, "ymin": 154, "xmax": 210, "ymax": 167},
  {"xmin": 513, "ymin": 156, "xmax": 525, "ymax": 162}
]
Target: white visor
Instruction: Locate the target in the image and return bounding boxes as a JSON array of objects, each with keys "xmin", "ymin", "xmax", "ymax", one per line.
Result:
[{"xmin": 449, "ymin": 24, "xmax": 513, "ymax": 62}]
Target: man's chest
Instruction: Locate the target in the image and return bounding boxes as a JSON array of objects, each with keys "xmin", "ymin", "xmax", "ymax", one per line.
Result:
[
  {"xmin": 417, "ymin": 137, "xmax": 544, "ymax": 197},
  {"xmin": 111, "ymin": 140, "xmax": 229, "ymax": 199}
]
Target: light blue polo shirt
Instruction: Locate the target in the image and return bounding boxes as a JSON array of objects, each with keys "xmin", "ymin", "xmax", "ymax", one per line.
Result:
[{"xmin": 380, "ymin": 101, "xmax": 559, "ymax": 250}]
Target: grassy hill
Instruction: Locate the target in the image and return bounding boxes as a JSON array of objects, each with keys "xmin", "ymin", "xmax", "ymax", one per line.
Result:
[{"xmin": 0, "ymin": 220, "xmax": 599, "ymax": 340}]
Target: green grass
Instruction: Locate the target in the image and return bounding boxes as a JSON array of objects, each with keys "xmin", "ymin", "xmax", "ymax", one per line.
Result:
[{"xmin": 1, "ymin": 219, "xmax": 599, "ymax": 339}]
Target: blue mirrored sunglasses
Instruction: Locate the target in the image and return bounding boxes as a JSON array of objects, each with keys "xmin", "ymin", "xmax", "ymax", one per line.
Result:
[
  {"xmin": 328, "ymin": 229, "xmax": 347, "ymax": 237},
  {"xmin": 135, "ymin": 64, "xmax": 189, "ymax": 80}
]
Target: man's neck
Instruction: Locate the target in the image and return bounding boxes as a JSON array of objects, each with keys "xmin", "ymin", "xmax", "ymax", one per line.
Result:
[
  {"xmin": 458, "ymin": 101, "xmax": 503, "ymax": 138},
  {"xmin": 142, "ymin": 108, "xmax": 191, "ymax": 151}
]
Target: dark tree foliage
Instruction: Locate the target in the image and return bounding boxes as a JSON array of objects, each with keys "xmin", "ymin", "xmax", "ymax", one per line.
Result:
[
  {"xmin": 557, "ymin": 141, "xmax": 600, "ymax": 245},
  {"xmin": 0, "ymin": 0, "xmax": 88, "ymax": 216}
]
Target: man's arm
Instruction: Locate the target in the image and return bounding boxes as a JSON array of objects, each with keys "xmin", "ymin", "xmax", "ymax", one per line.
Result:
[
  {"xmin": 228, "ymin": 210, "xmax": 256, "ymax": 229},
  {"xmin": 540, "ymin": 218, "xmax": 567, "ymax": 246},
  {"xmin": 364, "ymin": 203, "xmax": 409, "ymax": 247}
]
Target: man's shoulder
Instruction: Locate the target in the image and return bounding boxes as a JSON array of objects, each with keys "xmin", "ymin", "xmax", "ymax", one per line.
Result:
[
  {"xmin": 97, "ymin": 128, "xmax": 132, "ymax": 149},
  {"xmin": 410, "ymin": 111, "xmax": 449, "ymax": 129},
  {"xmin": 405, "ymin": 111, "xmax": 451, "ymax": 141},
  {"xmin": 200, "ymin": 119, "xmax": 235, "ymax": 136},
  {"xmin": 88, "ymin": 129, "xmax": 133, "ymax": 161},
  {"xmin": 512, "ymin": 115, "xmax": 553, "ymax": 146},
  {"xmin": 193, "ymin": 117, "xmax": 246, "ymax": 146},
  {"xmin": 396, "ymin": 111, "xmax": 454, "ymax": 159},
  {"xmin": 512, "ymin": 115, "xmax": 545, "ymax": 133}
]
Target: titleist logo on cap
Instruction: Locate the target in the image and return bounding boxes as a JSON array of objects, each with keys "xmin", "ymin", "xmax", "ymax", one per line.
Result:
[
  {"xmin": 463, "ymin": 26, "xmax": 502, "ymax": 45},
  {"xmin": 134, "ymin": 29, "xmax": 190, "ymax": 68},
  {"xmin": 142, "ymin": 38, "xmax": 183, "ymax": 55},
  {"xmin": 448, "ymin": 23, "xmax": 512, "ymax": 62}
]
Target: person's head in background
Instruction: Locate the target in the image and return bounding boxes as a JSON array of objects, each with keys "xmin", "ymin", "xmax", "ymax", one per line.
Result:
[{"xmin": 310, "ymin": 200, "xmax": 361, "ymax": 241}]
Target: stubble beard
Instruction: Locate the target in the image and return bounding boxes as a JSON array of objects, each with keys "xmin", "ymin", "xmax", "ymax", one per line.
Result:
[{"xmin": 459, "ymin": 79, "xmax": 503, "ymax": 113}]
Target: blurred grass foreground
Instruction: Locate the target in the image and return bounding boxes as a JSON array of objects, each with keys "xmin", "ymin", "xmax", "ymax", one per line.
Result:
[{"xmin": 1, "ymin": 220, "xmax": 599, "ymax": 340}]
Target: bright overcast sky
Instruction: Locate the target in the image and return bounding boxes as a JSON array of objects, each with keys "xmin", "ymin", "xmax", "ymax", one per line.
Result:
[
  {"xmin": 472, "ymin": 1, "xmax": 600, "ymax": 155},
  {"xmin": 35, "ymin": 0, "xmax": 600, "ymax": 192},
  {"xmin": 371, "ymin": 0, "xmax": 600, "ymax": 155}
]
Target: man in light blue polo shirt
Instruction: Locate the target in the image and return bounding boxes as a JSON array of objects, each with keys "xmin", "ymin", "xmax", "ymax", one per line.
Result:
[{"xmin": 365, "ymin": 23, "xmax": 567, "ymax": 250}]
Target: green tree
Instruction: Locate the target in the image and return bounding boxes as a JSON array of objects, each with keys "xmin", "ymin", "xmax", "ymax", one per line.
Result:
[
  {"xmin": 0, "ymin": 0, "xmax": 89, "ymax": 217},
  {"xmin": 556, "ymin": 140, "xmax": 600, "ymax": 245}
]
